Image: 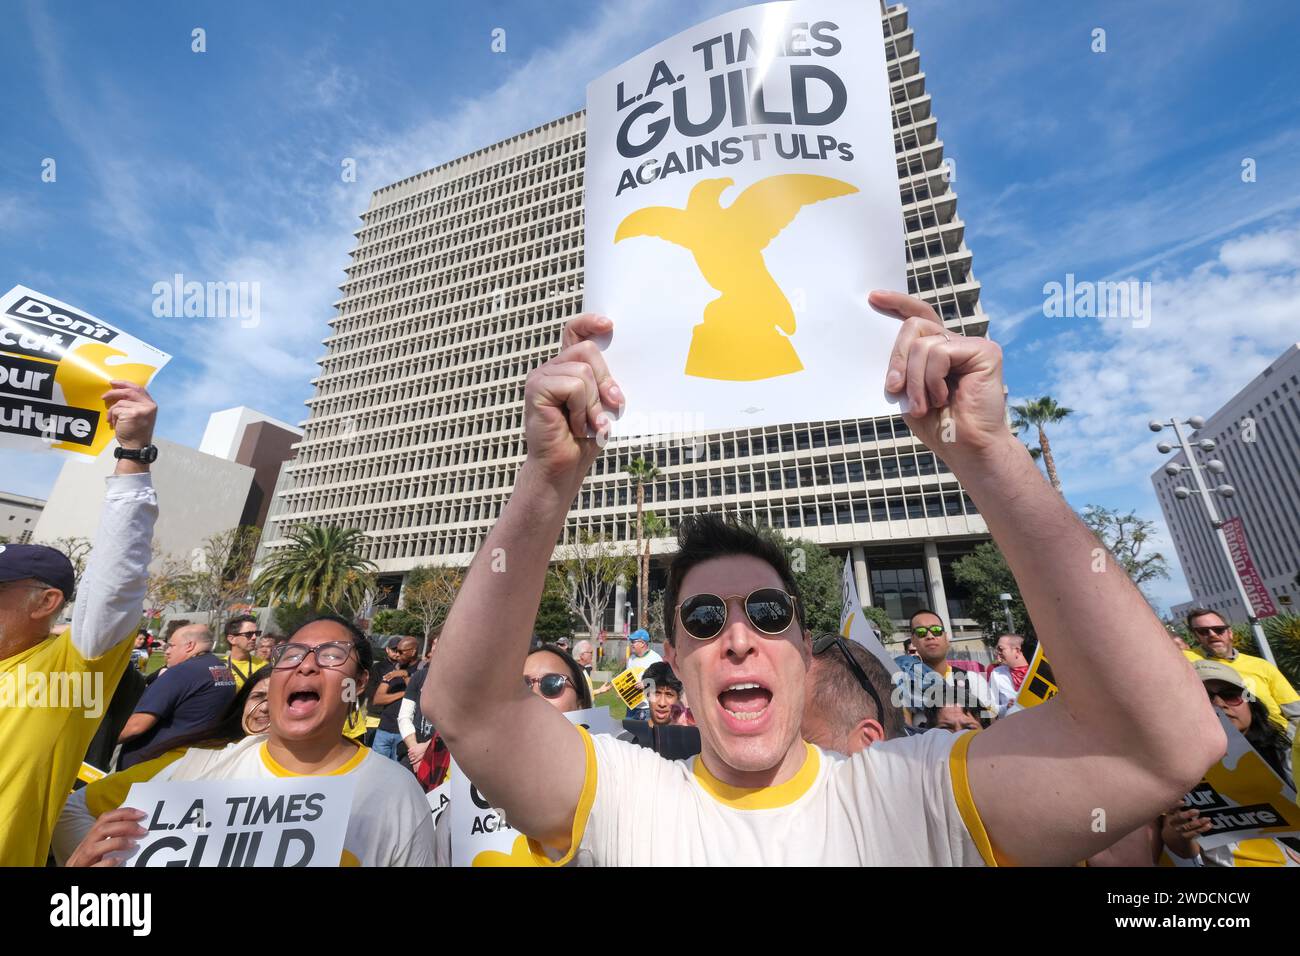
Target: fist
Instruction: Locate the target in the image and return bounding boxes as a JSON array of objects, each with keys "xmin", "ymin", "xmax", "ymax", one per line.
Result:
[
  {"xmin": 522, "ymin": 313, "xmax": 623, "ymax": 483},
  {"xmin": 102, "ymin": 380, "xmax": 157, "ymax": 449},
  {"xmin": 873, "ymin": 291, "xmax": 1011, "ymax": 464}
]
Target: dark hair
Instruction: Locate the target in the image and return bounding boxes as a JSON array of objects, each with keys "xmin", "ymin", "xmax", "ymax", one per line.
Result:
[
  {"xmin": 527, "ymin": 641, "xmax": 593, "ymax": 709},
  {"xmin": 810, "ymin": 635, "xmax": 904, "ymax": 741},
  {"xmin": 661, "ymin": 514, "xmax": 804, "ymax": 646},
  {"xmin": 642, "ymin": 661, "xmax": 683, "ymax": 694},
  {"xmin": 909, "ymin": 608, "xmax": 941, "ymax": 626},
  {"xmin": 923, "ymin": 701, "xmax": 991, "ymax": 731},
  {"xmin": 1242, "ymin": 700, "xmax": 1294, "ymax": 787},
  {"xmin": 134, "ymin": 666, "xmax": 273, "ymax": 763},
  {"xmin": 291, "ymin": 613, "xmax": 374, "ymax": 676},
  {"xmin": 1186, "ymin": 607, "xmax": 1226, "ymax": 630},
  {"xmin": 225, "ymin": 614, "xmax": 259, "ymax": 636}
]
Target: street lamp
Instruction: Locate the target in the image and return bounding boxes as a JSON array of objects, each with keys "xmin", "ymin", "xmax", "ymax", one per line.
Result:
[
  {"xmin": 1150, "ymin": 416, "xmax": 1275, "ymax": 663},
  {"xmin": 998, "ymin": 592, "xmax": 1015, "ymax": 634}
]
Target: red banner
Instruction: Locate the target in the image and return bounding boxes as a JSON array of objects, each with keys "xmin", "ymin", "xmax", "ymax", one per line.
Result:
[{"xmin": 1221, "ymin": 517, "xmax": 1278, "ymax": 618}]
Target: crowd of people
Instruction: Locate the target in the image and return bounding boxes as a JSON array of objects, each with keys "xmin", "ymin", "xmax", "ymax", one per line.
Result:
[{"xmin": 2, "ymin": 292, "xmax": 1296, "ymax": 868}]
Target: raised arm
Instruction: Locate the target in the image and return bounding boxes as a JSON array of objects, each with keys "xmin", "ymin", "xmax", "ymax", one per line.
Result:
[
  {"xmin": 70, "ymin": 381, "xmax": 159, "ymax": 660},
  {"xmin": 423, "ymin": 314, "xmax": 622, "ymax": 849},
  {"xmin": 873, "ymin": 290, "xmax": 1225, "ymax": 866}
]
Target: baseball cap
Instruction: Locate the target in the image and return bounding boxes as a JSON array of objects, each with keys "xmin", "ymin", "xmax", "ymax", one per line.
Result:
[
  {"xmin": 0, "ymin": 544, "xmax": 76, "ymax": 600},
  {"xmin": 630, "ymin": 629, "xmax": 650, "ymax": 643},
  {"xmin": 1192, "ymin": 659, "xmax": 1247, "ymax": 691}
]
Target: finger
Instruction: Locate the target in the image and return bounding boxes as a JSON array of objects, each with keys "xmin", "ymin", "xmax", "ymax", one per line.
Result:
[
  {"xmin": 549, "ymin": 361, "xmax": 604, "ymax": 435},
  {"xmin": 553, "ymin": 339, "xmax": 623, "ymax": 416},
  {"xmin": 561, "ymin": 313, "xmax": 612, "ymax": 349},
  {"xmin": 869, "ymin": 290, "xmax": 941, "ymax": 324},
  {"xmin": 539, "ymin": 371, "xmax": 594, "ymax": 440},
  {"xmin": 904, "ymin": 334, "xmax": 944, "ymax": 417},
  {"xmin": 923, "ymin": 339, "xmax": 953, "ymax": 409},
  {"xmin": 886, "ymin": 315, "xmax": 946, "ymax": 394},
  {"xmin": 99, "ymin": 808, "xmax": 148, "ymax": 823}
]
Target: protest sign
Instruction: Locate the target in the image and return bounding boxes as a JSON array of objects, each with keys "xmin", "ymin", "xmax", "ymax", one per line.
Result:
[
  {"xmin": 1221, "ymin": 517, "xmax": 1278, "ymax": 618},
  {"xmin": 120, "ymin": 776, "xmax": 354, "ymax": 867},
  {"xmin": 839, "ymin": 556, "xmax": 900, "ymax": 676},
  {"xmin": 426, "ymin": 777, "xmax": 451, "ymax": 827},
  {"xmin": 1182, "ymin": 711, "xmax": 1300, "ymax": 851},
  {"xmin": 564, "ymin": 705, "xmax": 626, "ymax": 738},
  {"xmin": 584, "ymin": 1, "xmax": 907, "ymax": 436},
  {"xmin": 76, "ymin": 762, "xmax": 107, "ymax": 786},
  {"xmin": 611, "ymin": 667, "xmax": 647, "ymax": 710},
  {"xmin": 1014, "ymin": 643, "xmax": 1058, "ymax": 709},
  {"xmin": 0, "ymin": 285, "xmax": 170, "ymax": 457},
  {"xmin": 447, "ymin": 757, "xmax": 536, "ymax": 867}
]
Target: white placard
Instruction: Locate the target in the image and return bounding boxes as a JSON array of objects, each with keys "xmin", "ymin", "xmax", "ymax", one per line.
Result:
[
  {"xmin": 0, "ymin": 285, "xmax": 170, "ymax": 457},
  {"xmin": 584, "ymin": 1, "xmax": 906, "ymax": 435},
  {"xmin": 120, "ymin": 776, "xmax": 355, "ymax": 867}
]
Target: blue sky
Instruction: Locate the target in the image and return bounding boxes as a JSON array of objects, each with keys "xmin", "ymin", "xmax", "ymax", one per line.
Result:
[{"xmin": 3, "ymin": 0, "xmax": 1298, "ymax": 612}]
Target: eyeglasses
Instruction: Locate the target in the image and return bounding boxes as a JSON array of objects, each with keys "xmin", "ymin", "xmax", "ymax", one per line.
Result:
[
  {"xmin": 270, "ymin": 641, "xmax": 355, "ymax": 670},
  {"xmin": 1205, "ymin": 686, "xmax": 1244, "ymax": 706},
  {"xmin": 235, "ymin": 629, "xmax": 262, "ymax": 638},
  {"xmin": 676, "ymin": 588, "xmax": 798, "ymax": 641},
  {"xmin": 812, "ymin": 634, "xmax": 886, "ymax": 722},
  {"xmin": 1191, "ymin": 625, "xmax": 1230, "ymax": 637},
  {"xmin": 912, "ymin": 625, "xmax": 945, "ymax": 638},
  {"xmin": 524, "ymin": 673, "xmax": 573, "ymax": 699}
]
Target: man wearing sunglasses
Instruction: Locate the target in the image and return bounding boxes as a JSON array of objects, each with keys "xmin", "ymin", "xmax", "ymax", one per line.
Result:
[
  {"xmin": 427, "ymin": 295, "xmax": 1225, "ymax": 866},
  {"xmin": 895, "ymin": 611, "xmax": 997, "ymax": 724},
  {"xmin": 803, "ymin": 634, "xmax": 903, "ymax": 755},
  {"xmin": 222, "ymin": 614, "xmax": 267, "ymax": 691},
  {"xmin": 1182, "ymin": 608, "xmax": 1299, "ymax": 734}
]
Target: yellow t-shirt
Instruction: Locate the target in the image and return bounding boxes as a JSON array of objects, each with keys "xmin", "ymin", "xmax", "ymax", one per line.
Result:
[
  {"xmin": 343, "ymin": 708, "xmax": 367, "ymax": 741},
  {"xmin": 1183, "ymin": 648, "xmax": 1299, "ymax": 732},
  {"xmin": 223, "ymin": 654, "xmax": 267, "ymax": 691},
  {"xmin": 0, "ymin": 630, "xmax": 134, "ymax": 865}
]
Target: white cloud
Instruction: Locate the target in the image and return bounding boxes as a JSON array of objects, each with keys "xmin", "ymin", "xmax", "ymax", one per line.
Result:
[{"xmin": 1024, "ymin": 220, "xmax": 1300, "ymax": 611}]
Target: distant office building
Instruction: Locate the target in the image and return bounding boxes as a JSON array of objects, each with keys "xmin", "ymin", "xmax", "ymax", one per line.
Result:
[
  {"xmin": 0, "ymin": 491, "xmax": 45, "ymax": 544},
  {"xmin": 262, "ymin": 2, "xmax": 993, "ymax": 641},
  {"xmin": 1152, "ymin": 343, "xmax": 1300, "ymax": 620},
  {"xmin": 36, "ymin": 407, "xmax": 300, "ymax": 569}
]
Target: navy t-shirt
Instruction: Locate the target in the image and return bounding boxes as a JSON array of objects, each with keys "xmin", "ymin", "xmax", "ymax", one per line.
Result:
[{"xmin": 118, "ymin": 653, "xmax": 236, "ymax": 769}]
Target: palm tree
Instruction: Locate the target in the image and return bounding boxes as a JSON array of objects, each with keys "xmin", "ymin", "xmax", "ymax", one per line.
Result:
[
  {"xmin": 253, "ymin": 525, "xmax": 377, "ymax": 613},
  {"xmin": 627, "ymin": 456, "xmax": 661, "ymax": 628},
  {"xmin": 1010, "ymin": 396, "xmax": 1073, "ymax": 492}
]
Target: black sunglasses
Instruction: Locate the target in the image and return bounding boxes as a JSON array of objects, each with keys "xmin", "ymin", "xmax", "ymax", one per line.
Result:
[
  {"xmin": 813, "ymin": 634, "xmax": 886, "ymax": 722},
  {"xmin": 524, "ymin": 673, "xmax": 573, "ymax": 699},
  {"xmin": 1192, "ymin": 625, "xmax": 1230, "ymax": 637},
  {"xmin": 676, "ymin": 588, "xmax": 798, "ymax": 641}
]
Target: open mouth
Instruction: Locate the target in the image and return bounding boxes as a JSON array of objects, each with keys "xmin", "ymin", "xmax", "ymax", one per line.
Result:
[
  {"xmin": 286, "ymin": 690, "xmax": 320, "ymax": 716},
  {"xmin": 717, "ymin": 682, "xmax": 772, "ymax": 722}
]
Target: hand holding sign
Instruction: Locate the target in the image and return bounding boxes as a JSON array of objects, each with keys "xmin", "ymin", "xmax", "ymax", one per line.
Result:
[
  {"xmin": 66, "ymin": 807, "xmax": 149, "ymax": 868},
  {"xmin": 103, "ymin": 380, "xmax": 157, "ymax": 450},
  {"xmin": 522, "ymin": 314, "xmax": 623, "ymax": 486},
  {"xmin": 874, "ymin": 290, "xmax": 1010, "ymax": 467}
]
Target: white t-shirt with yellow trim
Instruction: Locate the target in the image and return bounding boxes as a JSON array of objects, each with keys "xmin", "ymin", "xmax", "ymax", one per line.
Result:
[
  {"xmin": 54, "ymin": 735, "xmax": 435, "ymax": 867},
  {"xmin": 530, "ymin": 727, "xmax": 993, "ymax": 866}
]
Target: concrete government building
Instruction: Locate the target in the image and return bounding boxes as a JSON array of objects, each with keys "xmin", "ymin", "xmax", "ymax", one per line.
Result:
[
  {"xmin": 1152, "ymin": 343, "xmax": 1300, "ymax": 623},
  {"xmin": 260, "ymin": 3, "xmax": 994, "ymax": 646}
]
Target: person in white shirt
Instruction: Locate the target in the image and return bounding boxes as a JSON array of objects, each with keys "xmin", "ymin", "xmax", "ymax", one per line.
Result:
[
  {"xmin": 987, "ymin": 634, "xmax": 1030, "ymax": 718},
  {"xmin": 57, "ymin": 615, "xmax": 434, "ymax": 867},
  {"xmin": 423, "ymin": 295, "xmax": 1225, "ymax": 867}
]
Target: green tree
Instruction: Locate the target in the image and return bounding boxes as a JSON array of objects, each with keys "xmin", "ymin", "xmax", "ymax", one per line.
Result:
[
  {"xmin": 372, "ymin": 608, "xmax": 423, "ymax": 636},
  {"xmin": 755, "ymin": 529, "xmax": 841, "ymax": 633},
  {"xmin": 403, "ymin": 565, "xmax": 462, "ymax": 646},
  {"xmin": 627, "ymin": 456, "xmax": 661, "ymax": 628},
  {"xmin": 253, "ymin": 525, "xmax": 377, "ymax": 612},
  {"xmin": 534, "ymin": 574, "xmax": 579, "ymax": 643},
  {"xmin": 1010, "ymin": 396, "xmax": 1073, "ymax": 491},
  {"xmin": 951, "ymin": 542, "xmax": 1033, "ymax": 638},
  {"xmin": 185, "ymin": 526, "xmax": 261, "ymax": 639},
  {"xmin": 861, "ymin": 604, "xmax": 898, "ymax": 643},
  {"xmin": 554, "ymin": 531, "xmax": 634, "ymax": 644},
  {"xmin": 1079, "ymin": 504, "xmax": 1170, "ymax": 592},
  {"xmin": 271, "ymin": 603, "xmax": 314, "ymax": 636}
]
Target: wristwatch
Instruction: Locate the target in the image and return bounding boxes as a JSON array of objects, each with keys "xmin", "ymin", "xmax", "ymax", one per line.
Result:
[{"xmin": 114, "ymin": 444, "xmax": 159, "ymax": 463}]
